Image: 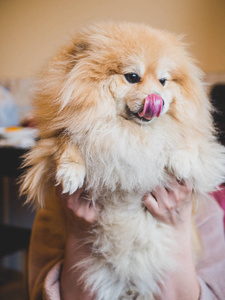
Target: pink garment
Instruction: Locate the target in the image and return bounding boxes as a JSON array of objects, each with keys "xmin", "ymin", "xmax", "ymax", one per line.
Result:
[
  {"xmin": 28, "ymin": 189, "xmax": 225, "ymax": 300},
  {"xmin": 211, "ymin": 186, "xmax": 225, "ymax": 228}
]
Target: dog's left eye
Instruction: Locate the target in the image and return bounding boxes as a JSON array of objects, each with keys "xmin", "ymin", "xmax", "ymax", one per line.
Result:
[
  {"xmin": 124, "ymin": 73, "xmax": 141, "ymax": 84},
  {"xmin": 159, "ymin": 78, "xmax": 167, "ymax": 86}
]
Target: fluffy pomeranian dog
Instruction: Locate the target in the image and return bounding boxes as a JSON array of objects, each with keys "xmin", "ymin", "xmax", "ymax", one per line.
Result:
[{"xmin": 21, "ymin": 22, "xmax": 225, "ymax": 299}]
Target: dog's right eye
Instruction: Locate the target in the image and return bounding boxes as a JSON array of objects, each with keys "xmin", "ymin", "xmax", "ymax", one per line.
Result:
[{"xmin": 124, "ymin": 73, "xmax": 141, "ymax": 84}]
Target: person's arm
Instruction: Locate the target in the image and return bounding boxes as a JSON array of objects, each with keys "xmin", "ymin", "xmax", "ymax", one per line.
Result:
[
  {"xmin": 28, "ymin": 185, "xmax": 97, "ymax": 300},
  {"xmin": 56, "ymin": 185, "xmax": 98, "ymax": 300},
  {"xmin": 143, "ymin": 179, "xmax": 200, "ymax": 300},
  {"xmin": 144, "ymin": 180, "xmax": 225, "ymax": 300}
]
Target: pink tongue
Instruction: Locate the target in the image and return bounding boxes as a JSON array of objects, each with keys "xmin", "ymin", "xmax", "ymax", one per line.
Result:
[{"xmin": 138, "ymin": 94, "xmax": 163, "ymax": 120}]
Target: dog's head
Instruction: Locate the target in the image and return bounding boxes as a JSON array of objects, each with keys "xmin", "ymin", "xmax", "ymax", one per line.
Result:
[
  {"xmin": 35, "ymin": 22, "xmax": 212, "ymax": 137},
  {"xmin": 31, "ymin": 22, "xmax": 225, "ymax": 196}
]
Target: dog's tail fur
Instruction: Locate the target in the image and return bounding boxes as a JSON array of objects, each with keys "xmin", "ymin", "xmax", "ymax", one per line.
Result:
[{"xmin": 19, "ymin": 138, "xmax": 58, "ymax": 208}]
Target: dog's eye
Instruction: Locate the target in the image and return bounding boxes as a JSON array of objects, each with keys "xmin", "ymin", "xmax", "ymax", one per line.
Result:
[
  {"xmin": 159, "ymin": 78, "xmax": 167, "ymax": 86},
  {"xmin": 124, "ymin": 73, "xmax": 141, "ymax": 84}
]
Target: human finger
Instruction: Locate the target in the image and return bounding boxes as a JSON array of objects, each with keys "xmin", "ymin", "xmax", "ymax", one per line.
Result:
[
  {"xmin": 55, "ymin": 184, "xmax": 85, "ymax": 209},
  {"xmin": 142, "ymin": 191, "xmax": 165, "ymax": 219},
  {"xmin": 75, "ymin": 191, "xmax": 99, "ymax": 223},
  {"xmin": 166, "ymin": 178, "xmax": 193, "ymax": 205},
  {"xmin": 150, "ymin": 186, "xmax": 174, "ymax": 212},
  {"xmin": 56, "ymin": 184, "xmax": 98, "ymax": 223}
]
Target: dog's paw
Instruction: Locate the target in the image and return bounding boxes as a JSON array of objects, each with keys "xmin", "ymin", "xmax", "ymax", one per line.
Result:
[
  {"xmin": 56, "ymin": 162, "xmax": 86, "ymax": 194},
  {"xmin": 168, "ymin": 150, "xmax": 197, "ymax": 181}
]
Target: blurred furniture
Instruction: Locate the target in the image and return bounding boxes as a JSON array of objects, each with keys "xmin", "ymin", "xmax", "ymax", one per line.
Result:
[
  {"xmin": 0, "ymin": 225, "xmax": 31, "ymax": 258},
  {"xmin": 0, "ymin": 147, "xmax": 30, "ymax": 299},
  {"xmin": 210, "ymin": 84, "xmax": 225, "ymax": 228},
  {"xmin": 211, "ymin": 84, "xmax": 225, "ymax": 146},
  {"xmin": 0, "ymin": 224, "xmax": 31, "ymax": 299},
  {"xmin": 0, "ymin": 147, "xmax": 27, "ymax": 177}
]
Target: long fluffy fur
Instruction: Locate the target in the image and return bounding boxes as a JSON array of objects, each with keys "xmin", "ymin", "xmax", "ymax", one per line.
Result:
[{"xmin": 20, "ymin": 22, "xmax": 225, "ymax": 299}]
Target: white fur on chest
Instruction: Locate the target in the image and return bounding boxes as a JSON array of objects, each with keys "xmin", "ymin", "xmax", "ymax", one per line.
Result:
[
  {"xmin": 77, "ymin": 118, "xmax": 172, "ymax": 195},
  {"xmin": 77, "ymin": 192, "xmax": 176, "ymax": 300}
]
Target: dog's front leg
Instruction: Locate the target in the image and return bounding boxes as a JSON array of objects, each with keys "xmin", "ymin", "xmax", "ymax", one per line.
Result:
[{"xmin": 55, "ymin": 140, "xmax": 86, "ymax": 194}]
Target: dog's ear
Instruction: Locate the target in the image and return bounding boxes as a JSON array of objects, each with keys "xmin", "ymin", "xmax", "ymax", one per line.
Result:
[
  {"xmin": 71, "ymin": 40, "xmax": 90, "ymax": 54},
  {"xmin": 65, "ymin": 38, "xmax": 90, "ymax": 70},
  {"xmin": 33, "ymin": 35, "xmax": 96, "ymax": 137},
  {"xmin": 170, "ymin": 57, "xmax": 213, "ymax": 135}
]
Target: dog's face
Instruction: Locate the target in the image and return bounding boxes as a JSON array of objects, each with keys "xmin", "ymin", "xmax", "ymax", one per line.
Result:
[
  {"xmin": 37, "ymin": 22, "xmax": 210, "ymax": 137},
  {"xmin": 104, "ymin": 45, "xmax": 176, "ymax": 125}
]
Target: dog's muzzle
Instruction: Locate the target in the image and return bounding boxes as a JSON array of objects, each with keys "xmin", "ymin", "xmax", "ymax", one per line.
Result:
[{"xmin": 138, "ymin": 94, "xmax": 164, "ymax": 120}]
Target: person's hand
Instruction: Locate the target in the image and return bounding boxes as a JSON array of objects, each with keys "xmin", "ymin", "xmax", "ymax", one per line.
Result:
[
  {"xmin": 143, "ymin": 177, "xmax": 193, "ymax": 231},
  {"xmin": 143, "ymin": 178, "xmax": 200, "ymax": 300},
  {"xmin": 56, "ymin": 184, "xmax": 98, "ymax": 238}
]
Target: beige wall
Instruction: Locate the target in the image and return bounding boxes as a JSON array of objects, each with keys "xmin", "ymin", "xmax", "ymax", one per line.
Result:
[{"xmin": 0, "ymin": 0, "xmax": 225, "ymax": 78}]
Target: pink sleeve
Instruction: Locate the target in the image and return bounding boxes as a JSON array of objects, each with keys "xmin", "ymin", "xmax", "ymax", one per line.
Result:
[
  {"xmin": 211, "ymin": 187, "xmax": 225, "ymax": 228},
  {"xmin": 196, "ymin": 196, "xmax": 225, "ymax": 300},
  {"xmin": 198, "ymin": 277, "xmax": 218, "ymax": 300}
]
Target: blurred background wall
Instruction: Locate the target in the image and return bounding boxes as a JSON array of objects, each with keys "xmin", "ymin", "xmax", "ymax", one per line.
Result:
[{"xmin": 0, "ymin": 0, "xmax": 225, "ymax": 79}]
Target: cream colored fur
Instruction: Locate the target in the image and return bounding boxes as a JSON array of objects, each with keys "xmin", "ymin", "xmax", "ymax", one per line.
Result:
[{"xmin": 20, "ymin": 22, "xmax": 225, "ymax": 299}]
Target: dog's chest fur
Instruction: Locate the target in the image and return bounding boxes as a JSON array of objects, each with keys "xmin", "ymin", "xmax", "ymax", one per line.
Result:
[
  {"xmin": 77, "ymin": 191, "xmax": 177, "ymax": 300},
  {"xmin": 77, "ymin": 117, "xmax": 174, "ymax": 195}
]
